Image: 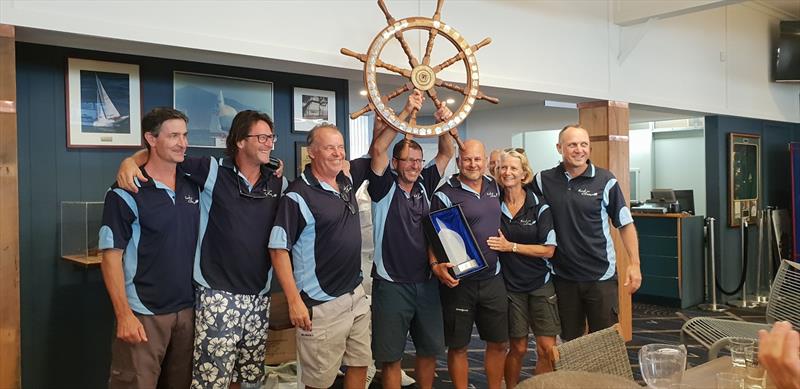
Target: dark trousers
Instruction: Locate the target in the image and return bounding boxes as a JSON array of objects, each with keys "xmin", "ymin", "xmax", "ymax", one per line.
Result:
[
  {"xmin": 553, "ymin": 277, "xmax": 619, "ymax": 341},
  {"xmin": 108, "ymin": 307, "xmax": 194, "ymax": 389}
]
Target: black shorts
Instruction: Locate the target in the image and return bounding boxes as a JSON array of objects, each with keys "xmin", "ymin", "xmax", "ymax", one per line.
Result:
[
  {"xmin": 440, "ymin": 274, "xmax": 508, "ymax": 349},
  {"xmin": 553, "ymin": 277, "xmax": 619, "ymax": 341}
]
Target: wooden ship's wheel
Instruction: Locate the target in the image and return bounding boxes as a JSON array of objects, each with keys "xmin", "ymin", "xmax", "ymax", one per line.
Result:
[{"xmin": 341, "ymin": 0, "xmax": 498, "ymax": 138}]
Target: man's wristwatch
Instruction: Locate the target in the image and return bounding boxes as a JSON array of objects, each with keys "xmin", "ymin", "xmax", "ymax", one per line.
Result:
[{"xmin": 512, "ymin": 243, "xmax": 518, "ymax": 253}]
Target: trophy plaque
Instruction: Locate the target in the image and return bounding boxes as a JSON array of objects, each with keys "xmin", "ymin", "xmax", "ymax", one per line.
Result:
[{"xmin": 424, "ymin": 205, "xmax": 488, "ymax": 279}]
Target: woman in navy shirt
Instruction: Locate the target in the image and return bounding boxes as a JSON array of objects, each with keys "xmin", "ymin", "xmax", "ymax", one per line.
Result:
[{"xmin": 487, "ymin": 149, "xmax": 560, "ymax": 386}]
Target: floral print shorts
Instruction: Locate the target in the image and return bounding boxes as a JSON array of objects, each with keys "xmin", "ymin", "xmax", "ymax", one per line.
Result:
[{"xmin": 190, "ymin": 287, "xmax": 269, "ymax": 388}]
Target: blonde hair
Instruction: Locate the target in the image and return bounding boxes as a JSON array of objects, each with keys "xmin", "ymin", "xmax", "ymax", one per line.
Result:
[{"xmin": 500, "ymin": 149, "xmax": 534, "ymax": 185}]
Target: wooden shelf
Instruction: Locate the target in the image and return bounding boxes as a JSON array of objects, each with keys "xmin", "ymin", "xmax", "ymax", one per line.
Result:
[{"xmin": 61, "ymin": 254, "xmax": 102, "ymax": 267}]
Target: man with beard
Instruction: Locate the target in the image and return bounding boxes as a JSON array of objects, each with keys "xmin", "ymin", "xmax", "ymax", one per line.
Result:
[{"xmin": 368, "ymin": 89, "xmax": 458, "ymax": 389}]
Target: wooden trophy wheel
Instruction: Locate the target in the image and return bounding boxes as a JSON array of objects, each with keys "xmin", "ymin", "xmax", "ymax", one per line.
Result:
[{"xmin": 341, "ymin": 0, "xmax": 498, "ymax": 146}]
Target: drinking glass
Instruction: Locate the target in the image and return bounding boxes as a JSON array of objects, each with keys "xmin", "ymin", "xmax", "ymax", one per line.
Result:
[
  {"xmin": 727, "ymin": 337, "xmax": 755, "ymax": 370},
  {"xmin": 716, "ymin": 372, "xmax": 744, "ymax": 389},
  {"xmin": 639, "ymin": 343, "xmax": 687, "ymax": 388},
  {"xmin": 744, "ymin": 345, "xmax": 766, "ymax": 388}
]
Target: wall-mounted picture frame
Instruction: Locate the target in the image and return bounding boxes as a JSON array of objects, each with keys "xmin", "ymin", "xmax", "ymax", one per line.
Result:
[
  {"xmin": 174, "ymin": 71, "xmax": 273, "ymax": 148},
  {"xmin": 295, "ymin": 141, "xmax": 311, "ymax": 178},
  {"xmin": 66, "ymin": 58, "xmax": 141, "ymax": 148},
  {"xmin": 728, "ymin": 132, "xmax": 761, "ymax": 227},
  {"xmin": 293, "ymin": 87, "xmax": 336, "ymax": 133}
]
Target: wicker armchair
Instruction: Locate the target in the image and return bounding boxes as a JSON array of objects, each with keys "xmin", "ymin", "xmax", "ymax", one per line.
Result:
[
  {"xmin": 551, "ymin": 324, "xmax": 634, "ymax": 380},
  {"xmin": 681, "ymin": 260, "xmax": 800, "ymax": 359}
]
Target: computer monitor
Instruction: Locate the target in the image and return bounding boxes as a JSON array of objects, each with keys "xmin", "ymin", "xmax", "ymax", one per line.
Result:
[
  {"xmin": 673, "ymin": 189, "xmax": 695, "ymax": 215},
  {"xmin": 650, "ymin": 189, "xmax": 676, "ymax": 202}
]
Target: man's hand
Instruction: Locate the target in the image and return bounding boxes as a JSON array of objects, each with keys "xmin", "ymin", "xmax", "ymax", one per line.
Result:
[
  {"xmin": 402, "ymin": 89, "xmax": 425, "ymax": 116},
  {"xmin": 623, "ymin": 264, "xmax": 642, "ymax": 294},
  {"xmin": 434, "ymin": 104, "xmax": 453, "ymax": 123},
  {"xmin": 487, "ymin": 229, "xmax": 512, "ymax": 252},
  {"xmin": 117, "ymin": 158, "xmax": 146, "ymax": 193},
  {"xmin": 432, "ymin": 262, "xmax": 459, "ymax": 288},
  {"xmin": 273, "ymin": 158, "xmax": 285, "ymax": 178},
  {"xmin": 758, "ymin": 321, "xmax": 800, "ymax": 389},
  {"xmin": 289, "ymin": 299, "xmax": 312, "ymax": 332},
  {"xmin": 116, "ymin": 312, "xmax": 148, "ymax": 344}
]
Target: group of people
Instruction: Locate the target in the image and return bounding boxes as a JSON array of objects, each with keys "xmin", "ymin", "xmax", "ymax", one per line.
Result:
[{"xmin": 99, "ymin": 89, "xmax": 646, "ymax": 389}]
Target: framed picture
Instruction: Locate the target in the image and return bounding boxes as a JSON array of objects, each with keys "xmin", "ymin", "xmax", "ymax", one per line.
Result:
[
  {"xmin": 728, "ymin": 133, "xmax": 761, "ymax": 227},
  {"xmin": 66, "ymin": 58, "xmax": 141, "ymax": 148},
  {"xmin": 293, "ymin": 87, "xmax": 336, "ymax": 132},
  {"xmin": 295, "ymin": 142, "xmax": 311, "ymax": 178},
  {"xmin": 174, "ymin": 71, "xmax": 273, "ymax": 148}
]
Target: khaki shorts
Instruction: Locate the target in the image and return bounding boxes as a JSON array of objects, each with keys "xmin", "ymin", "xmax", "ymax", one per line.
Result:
[{"xmin": 296, "ymin": 284, "xmax": 371, "ymax": 388}]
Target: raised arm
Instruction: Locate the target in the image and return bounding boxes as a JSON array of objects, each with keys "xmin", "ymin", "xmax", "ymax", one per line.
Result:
[
  {"xmin": 433, "ymin": 104, "xmax": 457, "ymax": 176},
  {"xmin": 369, "ymin": 90, "xmax": 424, "ymax": 175},
  {"xmin": 117, "ymin": 149, "xmax": 149, "ymax": 193}
]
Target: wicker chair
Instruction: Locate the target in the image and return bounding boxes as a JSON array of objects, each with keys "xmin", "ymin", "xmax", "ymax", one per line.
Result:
[
  {"xmin": 551, "ymin": 324, "xmax": 634, "ymax": 380},
  {"xmin": 681, "ymin": 260, "xmax": 800, "ymax": 360}
]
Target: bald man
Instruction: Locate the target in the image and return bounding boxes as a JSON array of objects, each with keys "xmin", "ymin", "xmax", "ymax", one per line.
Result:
[
  {"xmin": 531, "ymin": 124, "xmax": 641, "ymax": 341},
  {"xmin": 429, "ymin": 139, "xmax": 507, "ymax": 389}
]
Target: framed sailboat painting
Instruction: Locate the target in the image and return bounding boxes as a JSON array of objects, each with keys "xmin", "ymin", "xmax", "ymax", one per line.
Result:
[
  {"xmin": 173, "ymin": 71, "xmax": 274, "ymax": 148},
  {"xmin": 66, "ymin": 58, "xmax": 142, "ymax": 148}
]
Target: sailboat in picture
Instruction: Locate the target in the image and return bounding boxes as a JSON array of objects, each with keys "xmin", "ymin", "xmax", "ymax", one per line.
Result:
[{"xmin": 92, "ymin": 74, "xmax": 129, "ymax": 127}]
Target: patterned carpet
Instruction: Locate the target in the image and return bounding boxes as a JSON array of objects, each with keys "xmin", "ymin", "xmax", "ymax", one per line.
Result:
[{"xmin": 333, "ymin": 302, "xmax": 768, "ymax": 388}]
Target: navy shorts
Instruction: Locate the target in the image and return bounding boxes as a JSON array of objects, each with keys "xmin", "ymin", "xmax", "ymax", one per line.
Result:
[{"xmin": 371, "ymin": 278, "xmax": 445, "ymax": 362}]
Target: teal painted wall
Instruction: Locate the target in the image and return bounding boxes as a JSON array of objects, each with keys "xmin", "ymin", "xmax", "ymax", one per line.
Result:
[{"xmin": 16, "ymin": 42, "xmax": 348, "ymax": 388}]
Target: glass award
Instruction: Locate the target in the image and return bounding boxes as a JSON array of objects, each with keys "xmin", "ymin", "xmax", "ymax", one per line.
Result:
[{"xmin": 425, "ymin": 204, "xmax": 488, "ymax": 278}]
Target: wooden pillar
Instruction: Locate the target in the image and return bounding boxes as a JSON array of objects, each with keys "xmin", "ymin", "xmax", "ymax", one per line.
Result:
[
  {"xmin": 0, "ymin": 24, "xmax": 21, "ymax": 389},
  {"xmin": 577, "ymin": 100, "xmax": 633, "ymax": 341}
]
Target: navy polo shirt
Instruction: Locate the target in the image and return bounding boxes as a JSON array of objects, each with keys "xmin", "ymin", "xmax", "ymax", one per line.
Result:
[
  {"xmin": 368, "ymin": 162, "xmax": 441, "ymax": 283},
  {"xmin": 180, "ymin": 156, "xmax": 285, "ymax": 296},
  {"xmin": 531, "ymin": 161, "xmax": 633, "ymax": 282},
  {"xmin": 499, "ymin": 189, "xmax": 558, "ymax": 293},
  {"xmin": 430, "ymin": 174, "xmax": 502, "ymax": 280},
  {"xmin": 98, "ymin": 167, "xmax": 199, "ymax": 315},
  {"xmin": 268, "ymin": 158, "xmax": 371, "ymax": 307}
]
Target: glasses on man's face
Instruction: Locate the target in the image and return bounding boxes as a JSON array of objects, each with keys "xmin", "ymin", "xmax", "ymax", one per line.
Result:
[
  {"xmin": 339, "ymin": 185, "xmax": 357, "ymax": 215},
  {"xmin": 245, "ymin": 133, "xmax": 277, "ymax": 144},
  {"xmin": 394, "ymin": 157, "xmax": 425, "ymax": 165},
  {"xmin": 237, "ymin": 177, "xmax": 269, "ymax": 199}
]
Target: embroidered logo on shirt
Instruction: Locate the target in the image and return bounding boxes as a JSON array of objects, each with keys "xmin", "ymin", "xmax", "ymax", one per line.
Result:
[
  {"xmin": 264, "ymin": 189, "xmax": 278, "ymax": 198},
  {"xmin": 485, "ymin": 191, "xmax": 499, "ymax": 198},
  {"xmin": 519, "ymin": 219, "xmax": 536, "ymax": 226},
  {"xmin": 578, "ymin": 188, "xmax": 598, "ymax": 197},
  {"xmin": 185, "ymin": 195, "xmax": 199, "ymax": 204},
  {"xmin": 412, "ymin": 192, "xmax": 423, "ymax": 200}
]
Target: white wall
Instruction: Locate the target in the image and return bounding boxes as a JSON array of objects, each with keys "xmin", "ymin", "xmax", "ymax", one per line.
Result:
[
  {"xmin": 630, "ymin": 128, "xmax": 654, "ymax": 202},
  {"xmin": 653, "ymin": 130, "xmax": 707, "ymax": 215},
  {"xmin": 3, "ymin": 1, "xmax": 798, "ymax": 123}
]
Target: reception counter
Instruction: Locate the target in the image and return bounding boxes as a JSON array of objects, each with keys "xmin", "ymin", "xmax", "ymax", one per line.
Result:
[{"xmin": 632, "ymin": 213, "xmax": 705, "ymax": 308}]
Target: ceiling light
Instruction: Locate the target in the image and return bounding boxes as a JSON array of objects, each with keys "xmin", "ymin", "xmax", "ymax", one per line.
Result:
[
  {"xmin": 359, "ymin": 89, "xmax": 367, "ymax": 96},
  {"xmin": 446, "ymin": 98, "xmax": 455, "ymax": 105},
  {"xmin": 544, "ymin": 100, "xmax": 578, "ymax": 109}
]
